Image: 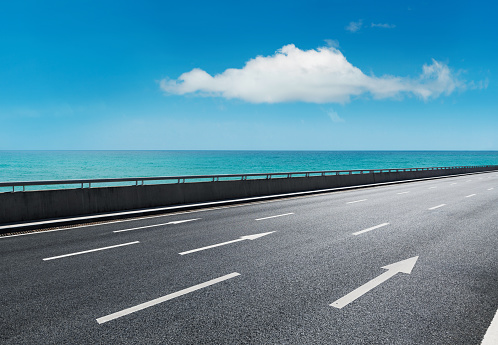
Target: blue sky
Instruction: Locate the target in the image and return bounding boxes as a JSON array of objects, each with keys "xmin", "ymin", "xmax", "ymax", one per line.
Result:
[{"xmin": 1, "ymin": 0, "xmax": 496, "ymax": 150}]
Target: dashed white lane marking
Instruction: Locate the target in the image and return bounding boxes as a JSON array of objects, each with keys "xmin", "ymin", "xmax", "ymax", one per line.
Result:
[
  {"xmin": 429, "ymin": 187, "xmax": 437, "ymax": 189},
  {"xmin": 465, "ymin": 194, "xmax": 477, "ymax": 198},
  {"xmin": 347, "ymin": 199, "xmax": 367, "ymax": 204},
  {"xmin": 255, "ymin": 213, "xmax": 294, "ymax": 221},
  {"xmin": 397, "ymin": 191, "xmax": 410, "ymax": 195},
  {"xmin": 43, "ymin": 241, "xmax": 139, "ymax": 261},
  {"xmin": 488, "ymin": 188, "xmax": 494, "ymax": 191},
  {"xmin": 428, "ymin": 204, "xmax": 446, "ymax": 210},
  {"xmin": 96, "ymin": 272, "xmax": 241, "ymax": 324},
  {"xmin": 481, "ymin": 307, "xmax": 498, "ymax": 345},
  {"xmin": 353, "ymin": 223, "xmax": 390, "ymax": 236},
  {"xmin": 450, "ymin": 183, "xmax": 457, "ymax": 185},
  {"xmin": 113, "ymin": 219, "xmax": 200, "ymax": 233}
]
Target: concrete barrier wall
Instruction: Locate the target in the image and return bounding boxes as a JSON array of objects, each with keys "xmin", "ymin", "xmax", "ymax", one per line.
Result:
[{"xmin": 1, "ymin": 166, "xmax": 496, "ymax": 224}]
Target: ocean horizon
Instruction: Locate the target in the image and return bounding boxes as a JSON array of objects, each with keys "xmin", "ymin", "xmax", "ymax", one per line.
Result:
[{"xmin": 1, "ymin": 150, "xmax": 497, "ymax": 183}]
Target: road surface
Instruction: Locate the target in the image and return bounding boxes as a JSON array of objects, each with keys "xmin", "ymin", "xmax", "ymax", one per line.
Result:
[{"xmin": 1, "ymin": 172, "xmax": 497, "ymax": 344}]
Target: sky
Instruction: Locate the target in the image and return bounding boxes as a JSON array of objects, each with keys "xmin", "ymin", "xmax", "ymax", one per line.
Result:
[{"xmin": 1, "ymin": 0, "xmax": 497, "ymax": 150}]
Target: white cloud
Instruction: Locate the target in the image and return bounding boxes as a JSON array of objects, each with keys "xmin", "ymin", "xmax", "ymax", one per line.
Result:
[
  {"xmin": 346, "ymin": 20, "xmax": 363, "ymax": 33},
  {"xmin": 161, "ymin": 44, "xmax": 465, "ymax": 104},
  {"xmin": 371, "ymin": 23, "xmax": 396, "ymax": 29},
  {"xmin": 327, "ymin": 109, "xmax": 345, "ymax": 123},
  {"xmin": 324, "ymin": 39, "xmax": 339, "ymax": 48},
  {"xmin": 469, "ymin": 78, "xmax": 489, "ymax": 90}
]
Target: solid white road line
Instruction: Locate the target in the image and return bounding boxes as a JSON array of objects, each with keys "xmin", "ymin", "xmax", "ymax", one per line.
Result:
[
  {"xmin": 347, "ymin": 199, "xmax": 367, "ymax": 204},
  {"xmin": 481, "ymin": 307, "xmax": 498, "ymax": 345},
  {"xmin": 113, "ymin": 219, "xmax": 200, "ymax": 233},
  {"xmin": 43, "ymin": 241, "xmax": 139, "ymax": 261},
  {"xmin": 397, "ymin": 191, "xmax": 410, "ymax": 195},
  {"xmin": 255, "ymin": 213, "xmax": 294, "ymax": 221},
  {"xmin": 428, "ymin": 204, "xmax": 446, "ymax": 210},
  {"xmin": 353, "ymin": 223, "xmax": 390, "ymax": 236},
  {"xmin": 465, "ymin": 194, "xmax": 477, "ymax": 198},
  {"xmin": 179, "ymin": 232, "xmax": 275, "ymax": 255},
  {"xmin": 0, "ymin": 215, "xmax": 202, "ymax": 239},
  {"xmin": 96, "ymin": 272, "xmax": 241, "ymax": 324}
]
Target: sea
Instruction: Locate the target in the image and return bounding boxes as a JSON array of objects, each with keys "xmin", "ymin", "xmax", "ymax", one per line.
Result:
[{"xmin": 1, "ymin": 151, "xmax": 497, "ymax": 183}]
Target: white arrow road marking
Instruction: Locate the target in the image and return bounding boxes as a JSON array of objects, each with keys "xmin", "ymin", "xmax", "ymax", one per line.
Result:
[
  {"xmin": 179, "ymin": 231, "xmax": 275, "ymax": 255},
  {"xmin": 353, "ymin": 223, "xmax": 390, "ymax": 236},
  {"xmin": 43, "ymin": 241, "xmax": 139, "ymax": 261},
  {"xmin": 481, "ymin": 307, "xmax": 498, "ymax": 345},
  {"xmin": 428, "ymin": 204, "xmax": 446, "ymax": 210},
  {"xmin": 113, "ymin": 218, "xmax": 200, "ymax": 233},
  {"xmin": 96, "ymin": 272, "xmax": 240, "ymax": 324},
  {"xmin": 330, "ymin": 256, "xmax": 419, "ymax": 309},
  {"xmin": 255, "ymin": 213, "xmax": 294, "ymax": 221}
]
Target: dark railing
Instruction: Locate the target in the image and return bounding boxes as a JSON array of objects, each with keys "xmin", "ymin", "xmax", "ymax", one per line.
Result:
[{"xmin": 1, "ymin": 165, "xmax": 497, "ymax": 193}]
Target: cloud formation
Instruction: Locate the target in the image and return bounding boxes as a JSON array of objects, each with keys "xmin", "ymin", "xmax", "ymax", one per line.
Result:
[
  {"xmin": 324, "ymin": 39, "xmax": 340, "ymax": 48},
  {"xmin": 161, "ymin": 44, "xmax": 464, "ymax": 104},
  {"xmin": 371, "ymin": 23, "xmax": 396, "ymax": 29},
  {"xmin": 327, "ymin": 109, "xmax": 345, "ymax": 123},
  {"xmin": 346, "ymin": 20, "xmax": 363, "ymax": 33}
]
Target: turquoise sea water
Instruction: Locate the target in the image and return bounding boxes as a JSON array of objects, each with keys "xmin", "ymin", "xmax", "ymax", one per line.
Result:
[{"xmin": 1, "ymin": 151, "xmax": 497, "ymax": 183}]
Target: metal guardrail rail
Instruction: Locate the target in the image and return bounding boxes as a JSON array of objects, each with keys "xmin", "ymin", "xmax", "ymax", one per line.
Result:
[{"xmin": 1, "ymin": 165, "xmax": 497, "ymax": 192}]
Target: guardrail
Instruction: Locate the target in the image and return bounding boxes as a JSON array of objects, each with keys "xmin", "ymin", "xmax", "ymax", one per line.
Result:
[{"xmin": 1, "ymin": 165, "xmax": 497, "ymax": 193}]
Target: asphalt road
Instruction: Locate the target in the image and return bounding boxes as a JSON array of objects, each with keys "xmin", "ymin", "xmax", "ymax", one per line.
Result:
[{"xmin": 1, "ymin": 172, "xmax": 497, "ymax": 344}]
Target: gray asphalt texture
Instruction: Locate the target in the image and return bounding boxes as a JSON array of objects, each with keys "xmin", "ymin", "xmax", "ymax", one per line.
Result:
[{"xmin": 1, "ymin": 172, "xmax": 497, "ymax": 344}]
